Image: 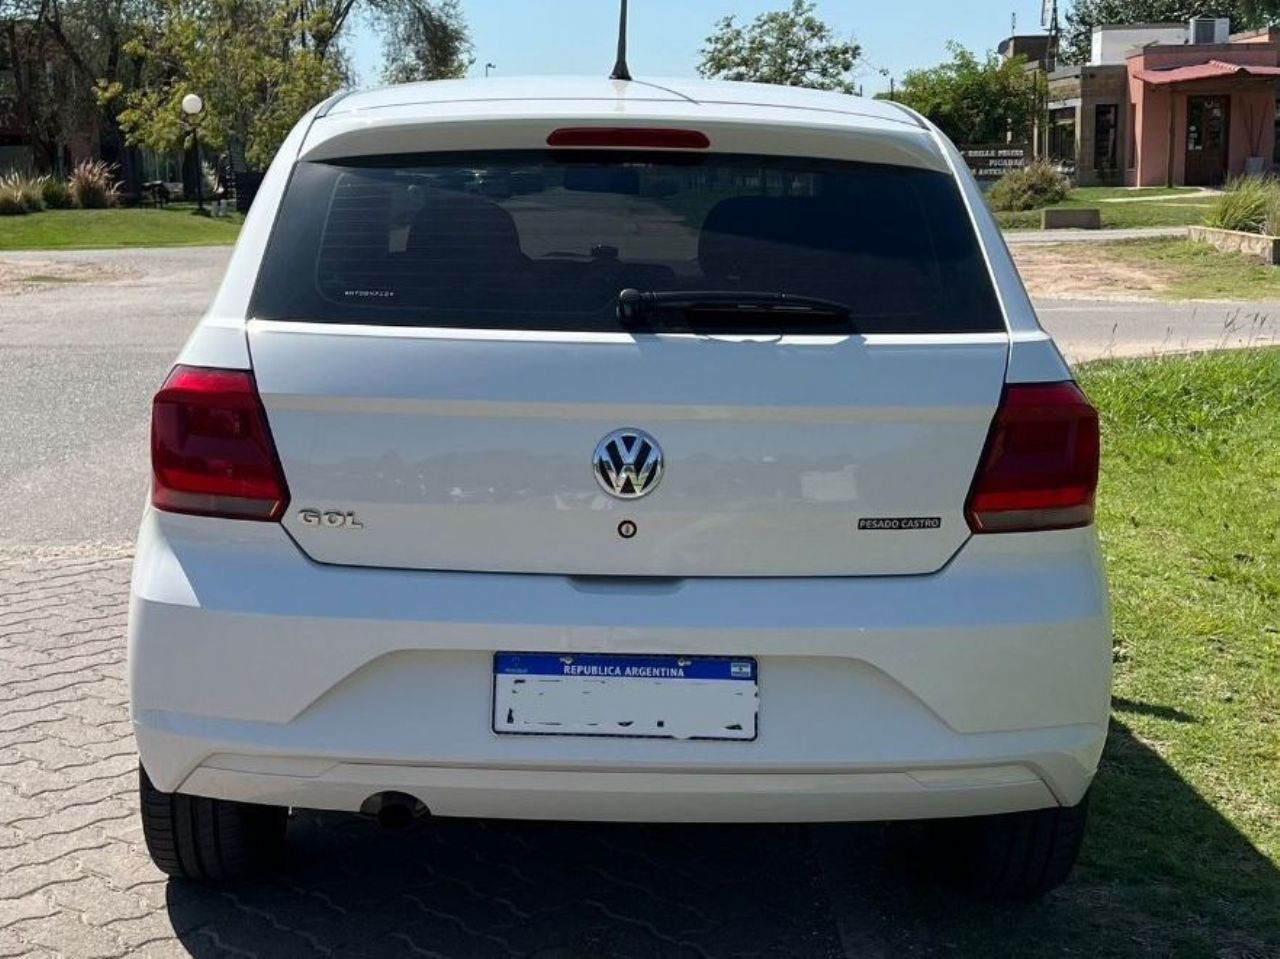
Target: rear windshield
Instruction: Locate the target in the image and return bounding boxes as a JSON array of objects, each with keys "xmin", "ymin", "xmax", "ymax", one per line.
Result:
[{"xmin": 250, "ymin": 151, "xmax": 1003, "ymax": 334}]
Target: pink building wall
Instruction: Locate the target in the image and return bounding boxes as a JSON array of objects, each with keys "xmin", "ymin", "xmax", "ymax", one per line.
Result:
[
  {"xmin": 1127, "ymin": 42, "xmax": 1280, "ymax": 186},
  {"xmin": 1130, "ymin": 80, "xmax": 1172, "ymax": 186}
]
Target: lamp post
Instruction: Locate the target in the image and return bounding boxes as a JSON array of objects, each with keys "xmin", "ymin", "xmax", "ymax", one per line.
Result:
[
  {"xmin": 181, "ymin": 93, "xmax": 207, "ymax": 216},
  {"xmin": 485, "ymin": 62, "xmax": 496, "ymax": 77}
]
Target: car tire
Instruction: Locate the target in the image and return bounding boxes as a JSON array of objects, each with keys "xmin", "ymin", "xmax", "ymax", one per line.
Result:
[
  {"xmin": 930, "ymin": 795, "xmax": 1089, "ymax": 899},
  {"xmin": 138, "ymin": 764, "xmax": 288, "ymax": 881}
]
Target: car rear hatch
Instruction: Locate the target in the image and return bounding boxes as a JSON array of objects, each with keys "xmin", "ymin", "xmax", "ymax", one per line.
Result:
[{"xmin": 246, "ymin": 144, "xmax": 1009, "ymax": 577}]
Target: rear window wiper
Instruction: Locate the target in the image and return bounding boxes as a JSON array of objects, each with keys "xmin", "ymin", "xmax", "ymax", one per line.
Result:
[{"xmin": 616, "ymin": 289, "xmax": 857, "ymax": 333}]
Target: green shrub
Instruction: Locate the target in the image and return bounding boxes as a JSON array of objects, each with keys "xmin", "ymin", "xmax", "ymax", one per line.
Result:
[
  {"xmin": 41, "ymin": 175, "xmax": 74, "ymax": 209},
  {"xmin": 69, "ymin": 159, "xmax": 120, "ymax": 209},
  {"xmin": 0, "ymin": 172, "xmax": 48, "ymax": 212},
  {"xmin": 1206, "ymin": 176, "xmax": 1275, "ymax": 234},
  {"xmin": 0, "ymin": 173, "xmax": 29, "ymax": 215},
  {"xmin": 987, "ymin": 162, "xmax": 1070, "ymax": 212},
  {"xmin": 19, "ymin": 175, "xmax": 46, "ymax": 212},
  {"xmin": 1265, "ymin": 194, "xmax": 1280, "ymax": 239}
]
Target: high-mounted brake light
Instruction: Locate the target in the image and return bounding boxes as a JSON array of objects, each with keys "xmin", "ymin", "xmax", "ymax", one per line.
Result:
[
  {"xmin": 966, "ymin": 382, "xmax": 1100, "ymax": 534},
  {"xmin": 151, "ymin": 365, "xmax": 289, "ymax": 521},
  {"xmin": 546, "ymin": 127, "xmax": 711, "ymax": 149}
]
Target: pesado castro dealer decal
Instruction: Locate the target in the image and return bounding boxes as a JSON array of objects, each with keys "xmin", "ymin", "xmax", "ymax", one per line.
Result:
[{"xmin": 857, "ymin": 516, "xmax": 943, "ymax": 531}]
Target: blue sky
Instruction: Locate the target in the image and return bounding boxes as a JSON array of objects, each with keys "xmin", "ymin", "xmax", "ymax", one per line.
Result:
[{"xmin": 349, "ymin": 0, "xmax": 1051, "ymax": 96}]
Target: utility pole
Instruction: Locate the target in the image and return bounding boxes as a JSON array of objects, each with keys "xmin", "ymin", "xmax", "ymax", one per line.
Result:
[
  {"xmin": 1044, "ymin": 0, "xmax": 1060, "ymax": 71},
  {"xmin": 1039, "ymin": 0, "xmax": 1060, "ymax": 160}
]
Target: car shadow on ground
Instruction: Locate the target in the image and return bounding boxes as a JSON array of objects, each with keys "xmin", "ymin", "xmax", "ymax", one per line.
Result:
[{"xmin": 165, "ymin": 719, "xmax": 1279, "ymax": 958}]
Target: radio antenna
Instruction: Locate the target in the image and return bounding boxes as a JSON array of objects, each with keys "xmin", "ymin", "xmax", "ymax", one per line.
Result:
[{"xmin": 610, "ymin": 0, "xmax": 632, "ymax": 81}]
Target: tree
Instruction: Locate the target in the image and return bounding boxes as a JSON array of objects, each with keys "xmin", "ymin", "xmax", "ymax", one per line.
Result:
[
  {"xmin": 103, "ymin": 0, "xmax": 344, "ymax": 170},
  {"xmin": 105, "ymin": 0, "xmax": 469, "ymax": 170},
  {"xmin": 1061, "ymin": 0, "xmax": 1280, "ymax": 64},
  {"xmin": 373, "ymin": 0, "xmax": 471, "ymax": 84},
  {"xmin": 886, "ymin": 42, "xmax": 1039, "ymax": 145},
  {"xmin": 0, "ymin": 0, "xmax": 158, "ymax": 182},
  {"xmin": 697, "ymin": 0, "xmax": 860, "ymax": 93},
  {"xmin": 2, "ymin": 0, "xmax": 469, "ymax": 179},
  {"xmin": 1, "ymin": 16, "xmax": 67, "ymax": 171}
]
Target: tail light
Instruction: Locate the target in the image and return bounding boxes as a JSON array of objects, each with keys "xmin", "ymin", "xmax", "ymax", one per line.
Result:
[
  {"xmin": 546, "ymin": 127, "xmax": 711, "ymax": 149},
  {"xmin": 151, "ymin": 365, "xmax": 289, "ymax": 521},
  {"xmin": 966, "ymin": 382, "xmax": 1099, "ymax": 534}
]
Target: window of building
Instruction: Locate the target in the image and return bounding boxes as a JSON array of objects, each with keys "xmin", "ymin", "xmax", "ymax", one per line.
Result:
[
  {"xmin": 1048, "ymin": 108, "xmax": 1077, "ymax": 169},
  {"xmin": 1094, "ymin": 104, "xmax": 1119, "ymax": 172}
]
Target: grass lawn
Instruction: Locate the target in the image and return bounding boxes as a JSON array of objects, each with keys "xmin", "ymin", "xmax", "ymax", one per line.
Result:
[
  {"xmin": 1072, "ymin": 186, "xmax": 1203, "ymax": 201},
  {"xmin": 1011, "ymin": 236, "xmax": 1280, "ymax": 303},
  {"xmin": 844, "ymin": 348, "xmax": 1279, "ymax": 956},
  {"xmin": 0, "ymin": 206, "xmax": 242, "ymax": 250},
  {"xmin": 997, "ymin": 186, "xmax": 1217, "ymax": 231},
  {"xmin": 1111, "ymin": 239, "xmax": 1280, "ymax": 300},
  {"xmin": 1076, "ymin": 349, "xmax": 1279, "ymax": 954},
  {"xmin": 1063, "ymin": 237, "xmax": 1280, "ymax": 301}
]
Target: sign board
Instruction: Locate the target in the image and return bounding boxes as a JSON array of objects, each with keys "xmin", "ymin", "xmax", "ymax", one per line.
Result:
[
  {"xmin": 959, "ymin": 143, "xmax": 1030, "ymax": 182},
  {"xmin": 1041, "ymin": 0, "xmax": 1055, "ymax": 30}
]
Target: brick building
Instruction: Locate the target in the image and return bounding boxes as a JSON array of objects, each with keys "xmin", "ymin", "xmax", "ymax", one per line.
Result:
[{"xmin": 1005, "ymin": 18, "xmax": 1280, "ymax": 186}]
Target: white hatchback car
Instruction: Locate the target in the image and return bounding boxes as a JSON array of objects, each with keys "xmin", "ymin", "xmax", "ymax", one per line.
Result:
[{"xmin": 130, "ymin": 76, "xmax": 1110, "ymax": 897}]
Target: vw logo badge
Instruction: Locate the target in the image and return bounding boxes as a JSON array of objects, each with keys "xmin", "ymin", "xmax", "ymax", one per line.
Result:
[{"xmin": 593, "ymin": 429, "xmax": 664, "ymax": 499}]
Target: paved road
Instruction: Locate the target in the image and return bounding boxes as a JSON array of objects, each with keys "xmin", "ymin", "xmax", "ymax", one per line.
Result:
[
  {"xmin": 1004, "ymin": 226, "xmax": 1190, "ymax": 244},
  {"xmin": 0, "ymin": 549, "xmax": 914, "ymax": 958},
  {"xmin": 0, "ymin": 245, "xmax": 1275, "ymax": 958},
  {"xmin": 1038, "ymin": 297, "xmax": 1278, "ymax": 361},
  {"xmin": 0, "ymin": 249, "xmax": 225, "ymax": 549}
]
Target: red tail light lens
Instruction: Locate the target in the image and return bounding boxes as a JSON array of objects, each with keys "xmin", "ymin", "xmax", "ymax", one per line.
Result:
[
  {"xmin": 966, "ymin": 382, "xmax": 1100, "ymax": 534},
  {"xmin": 151, "ymin": 366, "xmax": 289, "ymax": 521},
  {"xmin": 546, "ymin": 127, "xmax": 711, "ymax": 149}
]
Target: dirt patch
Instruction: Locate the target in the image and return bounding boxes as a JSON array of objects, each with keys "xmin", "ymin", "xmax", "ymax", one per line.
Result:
[
  {"xmin": 0, "ymin": 257, "xmax": 136, "ymax": 295},
  {"xmin": 1011, "ymin": 243, "xmax": 1169, "ymax": 300}
]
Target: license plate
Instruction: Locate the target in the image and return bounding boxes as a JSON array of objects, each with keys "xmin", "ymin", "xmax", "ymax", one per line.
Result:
[{"xmin": 492, "ymin": 653, "xmax": 758, "ymax": 741}]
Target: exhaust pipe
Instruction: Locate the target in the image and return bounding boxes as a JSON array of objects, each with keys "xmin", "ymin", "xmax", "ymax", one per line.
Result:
[
  {"xmin": 361, "ymin": 791, "xmax": 427, "ymax": 829},
  {"xmin": 378, "ymin": 801, "xmax": 414, "ymax": 830}
]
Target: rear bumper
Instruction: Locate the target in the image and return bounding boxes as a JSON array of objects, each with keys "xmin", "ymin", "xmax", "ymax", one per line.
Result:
[
  {"xmin": 129, "ymin": 510, "xmax": 1111, "ymax": 821},
  {"xmin": 173, "ymin": 759, "xmax": 1061, "ymax": 822}
]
